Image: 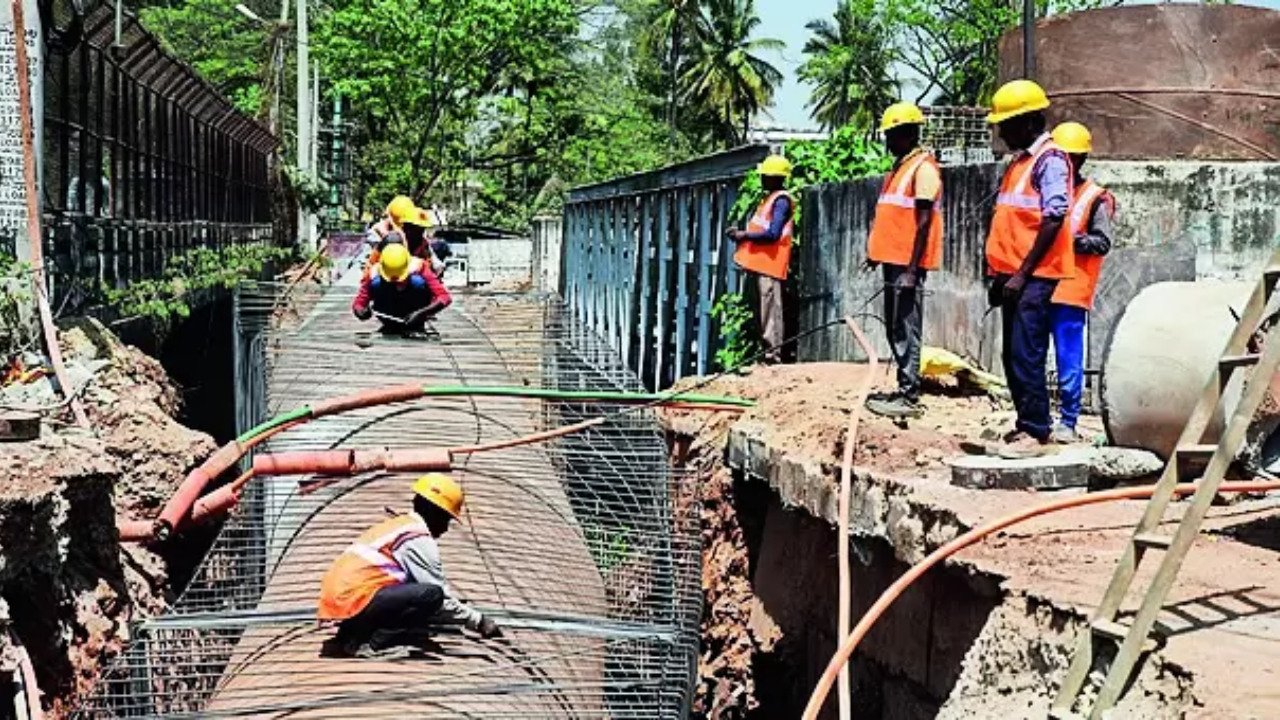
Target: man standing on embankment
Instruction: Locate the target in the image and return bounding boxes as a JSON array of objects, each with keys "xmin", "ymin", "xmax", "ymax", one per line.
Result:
[
  {"xmin": 984, "ymin": 80, "xmax": 1076, "ymax": 450},
  {"xmin": 727, "ymin": 155, "xmax": 795, "ymax": 365},
  {"xmin": 863, "ymin": 102, "xmax": 944, "ymax": 420}
]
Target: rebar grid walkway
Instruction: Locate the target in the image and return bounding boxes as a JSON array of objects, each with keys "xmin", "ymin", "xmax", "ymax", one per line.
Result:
[{"xmin": 79, "ymin": 279, "xmax": 700, "ymax": 718}]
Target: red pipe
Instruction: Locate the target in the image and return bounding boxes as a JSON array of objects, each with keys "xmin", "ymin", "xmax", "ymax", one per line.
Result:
[
  {"xmin": 154, "ymin": 441, "xmax": 245, "ymax": 539},
  {"xmin": 8, "ymin": 629, "xmax": 44, "ymax": 720},
  {"xmin": 253, "ymin": 448, "xmax": 452, "ymax": 476},
  {"xmin": 191, "ymin": 484, "xmax": 241, "ymax": 525},
  {"xmin": 309, "ymin": 384, "xmax": 423, "ymax": 417}
]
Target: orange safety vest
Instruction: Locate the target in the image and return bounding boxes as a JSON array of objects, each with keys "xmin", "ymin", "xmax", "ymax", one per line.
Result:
[
  {"xmin": 866, "ymin": 150, "xmax": 944, "ymax": 270},
  {"xmin": 986, "ymin": 136, "xmax": 1075, "ymax": 279},
  {"xmin": 317, "ymin": 514, "xmax": 429, "ymax": 620},
  {"xmin": 1052, "ymin": 180, "xmax": 1115, "ymax": 309},
  {"xmin": 733, "ymin": 191, "xmax": 794, "ymax": 281}
]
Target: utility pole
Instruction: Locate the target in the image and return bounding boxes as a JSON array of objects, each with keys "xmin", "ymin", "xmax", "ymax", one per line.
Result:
[{"xmin": 296, "ymin": 0, "xmax": 312, "ymax": 249}]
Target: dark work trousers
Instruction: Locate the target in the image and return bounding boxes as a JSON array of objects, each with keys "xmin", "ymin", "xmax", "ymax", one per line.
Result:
[
  {"xmin": 336, "ymin": 583, "xmax": 445, "ymax": 648},
  {"xmin": 998, "ymin": 274, "xmax": 1059, "ymax": 441},
  {"xmin": 882, "ymin": 264, "xmax": 927, "ymax": 399}
]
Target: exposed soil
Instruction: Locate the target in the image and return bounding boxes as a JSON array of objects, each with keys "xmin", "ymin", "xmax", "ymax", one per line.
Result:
[
  {"xmin": 0, "ymin": 319, "xmax": 215, "ymax": 717},
  {"xmin": 668, "ymin": 362, "xmax": 1105, "ymax": 480},
  {"xmin": 662, "ymin": 362, "xmax": 1280, "ymax": 719}
]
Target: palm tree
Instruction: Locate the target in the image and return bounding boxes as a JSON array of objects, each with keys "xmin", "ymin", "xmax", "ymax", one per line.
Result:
[
  {"xmin": 644, "ymin": 0, "xmax": 702, "ymax": 149},
  {"xmin": 797, "ymin": 0, "xmax": 898, "ymax": 131},
  {"xmin": 680, "ymin": 0, "xmax": 784, "ymax": 147}
]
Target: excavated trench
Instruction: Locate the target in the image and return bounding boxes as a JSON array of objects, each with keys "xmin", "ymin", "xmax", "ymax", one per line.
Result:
[{"xmin": 671, "ymin": 430, "xmax": 1002, "ymax": 719}]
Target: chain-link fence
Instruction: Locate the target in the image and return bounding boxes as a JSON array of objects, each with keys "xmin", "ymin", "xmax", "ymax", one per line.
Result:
[{"xmin": 37, "ymin": 0, "xmax": 276, "ymax": 311}]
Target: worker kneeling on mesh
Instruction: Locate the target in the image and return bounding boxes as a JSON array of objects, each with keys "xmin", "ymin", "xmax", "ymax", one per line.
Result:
[
  {"xmin": 352, "ymin": 242, "xmax": 452, "ymax": 332},
  {"xmin": 318, "ymin": 474, "xmax": 502, "ymax": 659}
]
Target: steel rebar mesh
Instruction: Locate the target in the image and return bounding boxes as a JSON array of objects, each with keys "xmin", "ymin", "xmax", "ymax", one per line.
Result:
[{"xmin": 79, "ymin": 282, "xmax": 700, "ymax": 718}]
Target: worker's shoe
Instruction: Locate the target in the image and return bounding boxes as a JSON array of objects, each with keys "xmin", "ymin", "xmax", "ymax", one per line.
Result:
[
  {"xmin": 996, "ymin": 430, "xmax": 1051, "ymax": 459},
  {"xmin": 866, "ymin": 394, "xmax": 923, "ymax": 419},
  {"xmin": 1049, "ymin": 423, "xmax": 1080, "ymax": 445}
]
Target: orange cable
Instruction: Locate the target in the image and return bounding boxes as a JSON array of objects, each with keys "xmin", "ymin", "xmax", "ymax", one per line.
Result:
[
  {"xmin": 837, "ymin": 316, "xmax": 877, "ymax": 719},
  {"xmin": 801, "ymin": 479, "xmax": 1280, "ymax": 719}
]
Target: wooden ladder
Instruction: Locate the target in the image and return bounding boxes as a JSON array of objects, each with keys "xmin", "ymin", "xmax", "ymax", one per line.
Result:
[{"xmin": 1049, "ymin": 249, "xmax": 1280, "ymax": 720}]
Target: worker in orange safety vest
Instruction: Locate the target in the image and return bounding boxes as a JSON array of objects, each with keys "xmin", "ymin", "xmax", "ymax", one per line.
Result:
[
  {"xmin": 1048, "ymin": 122, "xmax": 1115, "ymax": 444},
  {"xmin": 318, "ymin": 474, "xmax": 502, "ymax": 659},
  {"xmin": 864, "ymin": 102, "xmax": 944, "ymax": 420},
  {"xmin": 726, "ymin": 154, "xmax": 795, "ymax": 364},
  {"xmin": 985, "ymin": 79, "xmax": 1076, "ymax": 451}
]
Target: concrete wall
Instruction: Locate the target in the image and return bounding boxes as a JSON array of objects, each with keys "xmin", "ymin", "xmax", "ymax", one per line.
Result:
[
  {"xmin": 467, "ymin": 236, "xmax": 533, "ymax": 285},
  {"xmin": 1091, "ymin": 160, "xmax": 1280, "ymax": 279}
]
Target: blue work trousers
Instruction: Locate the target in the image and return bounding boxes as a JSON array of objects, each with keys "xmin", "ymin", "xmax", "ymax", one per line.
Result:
[
  {"xmin": 1051, "ymin": 303, "xmax": 1088, "ymax": 429},
  {"xmin": 999, "ymin": 275, "xmax": 1058, "ymax": 441}
]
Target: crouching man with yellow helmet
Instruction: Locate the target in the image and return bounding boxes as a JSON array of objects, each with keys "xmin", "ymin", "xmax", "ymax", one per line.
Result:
[
  {"xmin": 318, "ymin": 474, "xmax": 502, "ymax": 659},
  {"xmin": 352, "ymin": 242, "xmax": 453, "ymax": 332}
]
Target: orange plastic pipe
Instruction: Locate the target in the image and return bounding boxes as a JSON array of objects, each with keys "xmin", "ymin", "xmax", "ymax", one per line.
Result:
[
  {"xmin": 837, "ymin": 316, "xmax": 877, "ymax": 719},
  {"xmin": 801, "ymin": 479, "xmax": 1280, "ymax": 720}
]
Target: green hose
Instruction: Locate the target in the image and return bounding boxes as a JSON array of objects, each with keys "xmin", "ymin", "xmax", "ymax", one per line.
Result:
[
  {"xmin": 236, "ymin": 405, "xmax": 312, "ymax": 444},
  {"xmin": 417, "ymin": 385, "xmax": 755, "ymax": 407},
  {"xmin": 235, "ymin": 385, "xmax": 752, "ymax": 445}
]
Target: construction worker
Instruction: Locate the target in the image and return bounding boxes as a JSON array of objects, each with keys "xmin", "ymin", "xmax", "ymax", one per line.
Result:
[
  {"xmin": 985, "ymin": 79, "xmax": 1075, "ymax": 449},
  {"xmin": 864, "ymin": 102, "xmax": 944, "ymax": 419},
  {"xmin": 1048, "ymin": 122, "xmax": 1115, "ymax": 444},
  {"xmin": 403, "ymin": 207, "xmax": 448, "ymax": 277},
  {"xmin": 318, "ymin": 474, "xmax": 502, "ymax": 658},
  {"xmin": 727, "ymin": 155, "xmax": 795, "ymax": 364},
  {"xmin": 365, "ymin": 195, "xmax": 417, "ymax": 247},
  {"xmin": 352, "ymin": 242, "xmax": 452, "ymax": 332}
]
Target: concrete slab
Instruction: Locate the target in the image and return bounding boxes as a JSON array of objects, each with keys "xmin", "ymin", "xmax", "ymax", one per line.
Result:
[{"xmin": 948, "ymin": 453, "xmax": 1090, "ymax": 490}]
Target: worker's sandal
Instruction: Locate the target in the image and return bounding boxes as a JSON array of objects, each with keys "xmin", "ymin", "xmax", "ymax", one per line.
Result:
[{"xmin": 354, "ymin": 643, "xmax": 414, "ymax": 660}]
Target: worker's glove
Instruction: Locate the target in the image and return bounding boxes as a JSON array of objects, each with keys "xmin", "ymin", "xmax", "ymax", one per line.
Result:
[
  {"xmin": 353, "ymin": 304, "xmax": 373, "ymax": 321},
  {"xmin": 477, "ymin": 615, "xmax": 503, "ymax": 639}
]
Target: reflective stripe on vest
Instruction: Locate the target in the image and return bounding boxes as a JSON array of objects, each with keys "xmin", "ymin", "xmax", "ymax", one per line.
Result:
[
  {"xmin": 866, "ymin": 151, "xmax": 944, "ymax": 270},
  {"xmin": 1052, "ymin": 180, "xmax": 1115, "ymax": 309},
  {"xmin": 733, "ymin": 191, "xmax": 794, "ymax": 280},
  {"xmin": 317, "ymin": 515, "xmax": 428, "ymax": 620},
  {"xmin": 985, "ymin": 135, "xmax": 1075, "ymax": 279}
]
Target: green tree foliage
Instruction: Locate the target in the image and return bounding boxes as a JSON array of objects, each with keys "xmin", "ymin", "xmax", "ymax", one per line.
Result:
[
  {"xmin": 680, "ymin": 0, "xmax": 784, "ymax": 146},
  {"xmin": 882, "ymin": 0, "xmax": 1112, "ymax": 105},
  {"xmin": 797, "ymin": 0, "xmax": 898, "ymax": 131},
  {"xmin": 313, "ymin": 0, "xmax": 579, "ymax": 205},
  {"xmin": 730, "ymin": 125, "xmax": 892, "ymax": 228},
  {"xmin": 139, "ymin": 0, "xmax": 277, "ymax": 116}
]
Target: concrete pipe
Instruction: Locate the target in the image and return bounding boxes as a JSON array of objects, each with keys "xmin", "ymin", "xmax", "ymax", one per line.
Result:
[{"xmin": 1101, "ymin": 281, "xmax": 1252, "ymax": 459}]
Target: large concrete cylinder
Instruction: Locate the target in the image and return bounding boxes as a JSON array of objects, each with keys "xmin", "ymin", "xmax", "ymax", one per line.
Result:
[{"xmin": 1101, "ymin": 281, "xmax": 1252, "ymax": 458}]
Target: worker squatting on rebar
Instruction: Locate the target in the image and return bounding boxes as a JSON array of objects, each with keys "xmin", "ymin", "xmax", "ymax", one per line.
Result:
[
  {"xmin": 352, "ymin": 241, "xmax": 453, "ymax": 333},
  {"xmin": 318, "ymin": 473, "xmax": 503, "ymax": 659}
]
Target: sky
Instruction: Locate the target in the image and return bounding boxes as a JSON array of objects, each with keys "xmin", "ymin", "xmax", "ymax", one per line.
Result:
[{"xmin": 755, "ymin": 0, "xmax": 1280, "ymax": 131}]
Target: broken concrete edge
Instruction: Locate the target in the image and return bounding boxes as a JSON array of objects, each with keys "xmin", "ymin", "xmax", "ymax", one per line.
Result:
[{"xmin": 679, "ymin": 419, "xmax": 1203, "ymax": 713}]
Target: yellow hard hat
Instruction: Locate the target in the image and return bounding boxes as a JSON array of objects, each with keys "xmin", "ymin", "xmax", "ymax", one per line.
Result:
[
  {"xmin": 1052, "ymin": 121, "xmax": 1093, "ymax": 154},
  {"xmin": 386, "ymin": 195, "xmax": 416, "ymax": 226},
  {"xmin": 378, "ymin": 243, "xmax": 412, "ymax": 282},
  {"xmin": 987, "ymin": 79, "xmax": 1051, "ymax": 125},
  {"xmin": 757, "ymin": 154, "xmax": 792, "ymax": 178},
  {"xmin": 404, "ymin": 207, "xmax": 434, "ymax": 228},
  {"xmin": 412, "ymin": 473, "xmax": 464, "ymax": 520},
  {"xmin": 879, "ymin": 102, "xmax": 926, "ymax": 132}
]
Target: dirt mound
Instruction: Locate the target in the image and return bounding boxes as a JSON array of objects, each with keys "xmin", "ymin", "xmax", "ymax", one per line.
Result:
[{"xmin": 1, "ymin": 319, "xmax": 215, "ymax": 717}]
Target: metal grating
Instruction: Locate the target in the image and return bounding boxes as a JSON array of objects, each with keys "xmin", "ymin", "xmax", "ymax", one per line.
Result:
[{"xmin": 79, "ymin": 282, "xmax": 701, "ymax": 718}]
